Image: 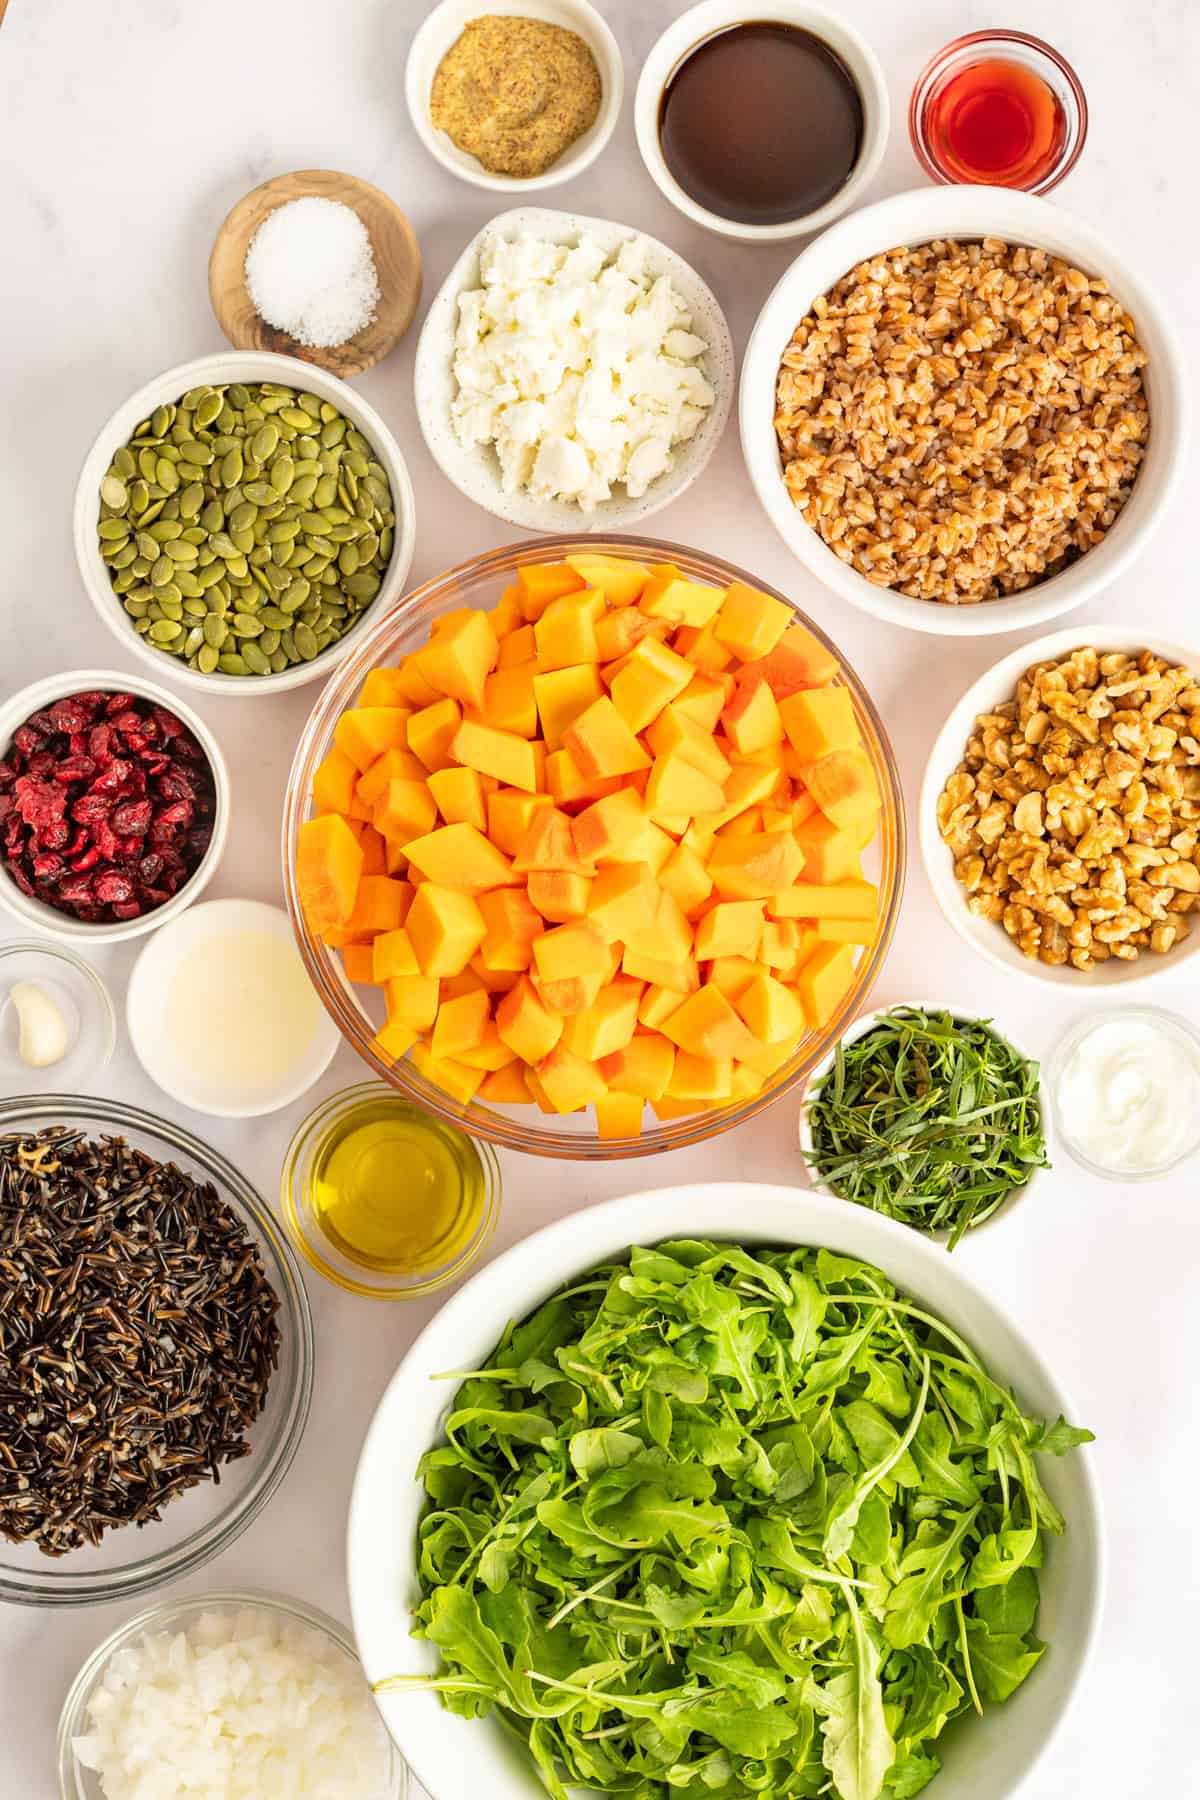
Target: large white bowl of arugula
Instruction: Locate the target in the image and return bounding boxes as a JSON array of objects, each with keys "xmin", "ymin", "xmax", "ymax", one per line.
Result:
[{"xmin": 348, "ymin": 1185, "xmax": 1101, "ymax": 1800}]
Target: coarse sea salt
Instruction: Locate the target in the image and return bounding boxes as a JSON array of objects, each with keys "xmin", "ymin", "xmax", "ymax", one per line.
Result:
[
  {"xmin": 244, "ymin": 196, "xmax": 379, "ymax": 349},
  {"xmin": 72, "ymin": 1606, "xmax": 394, "ymax": 1799}
]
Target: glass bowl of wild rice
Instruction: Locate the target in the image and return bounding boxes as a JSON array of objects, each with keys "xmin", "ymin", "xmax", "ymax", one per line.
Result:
[
  {"xmin": 739, "ymin": 184, "xmax": 1187, "ymax": 637},
  {"xmin": 0, "ymin": 1094, "xmax": 313, "ymax": 1607}
]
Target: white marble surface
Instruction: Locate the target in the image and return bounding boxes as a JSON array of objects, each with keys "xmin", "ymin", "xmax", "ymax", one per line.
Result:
[{"xmin": 1, "ymin": 2, "xmax": 1198, "ymax": 1795}]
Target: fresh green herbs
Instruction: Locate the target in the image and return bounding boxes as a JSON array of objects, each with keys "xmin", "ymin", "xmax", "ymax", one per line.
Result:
[
  {"xmin": 804, "ymin": 1008, "xmax": 1049, "ymax": 1248},
  {"xmin": 386, "ymin": 1239, "xmax": 1091, "ymax": 1800}
]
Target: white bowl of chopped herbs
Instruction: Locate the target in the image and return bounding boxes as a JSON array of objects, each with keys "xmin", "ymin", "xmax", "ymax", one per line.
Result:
[
  {"xmin": 348, "ymin": 1183, "xmax": 1100, "ymax": 1800},
  {"xmin": 799, "ymin": 1004, "xmax": 1050, "ymax": 1248}
]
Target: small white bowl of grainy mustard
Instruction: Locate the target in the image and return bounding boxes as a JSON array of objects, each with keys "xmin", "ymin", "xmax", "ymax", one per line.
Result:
[
  {"xmin": 920, "ymin": 627, "xmax": 1200, "ymax": 985},
  {"xmin": 405, "ymin": 0, "xmax": 623, "ymax": 193},
  {"xmin": 740, "ymin": 186, "xmax": 1187, "ymax": 636}
]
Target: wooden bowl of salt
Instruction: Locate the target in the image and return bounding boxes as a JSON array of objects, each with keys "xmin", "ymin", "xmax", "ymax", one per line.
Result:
[{"xmin": 209, "ymin": 169, "xmax": 422, "ymax": 379}]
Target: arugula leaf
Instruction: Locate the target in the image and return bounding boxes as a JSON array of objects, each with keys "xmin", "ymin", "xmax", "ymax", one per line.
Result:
[
  {"xmin": 812, "ymin": 1589, "xmax": 895, "ymax": 1800},
  {"xmin": 400, "ymin": 1241, "xmax": 1090, "ymax": 1800},
  {"xmin": 963, "ymin": 1622, "xmax": 1045, "ymax": 1702}
]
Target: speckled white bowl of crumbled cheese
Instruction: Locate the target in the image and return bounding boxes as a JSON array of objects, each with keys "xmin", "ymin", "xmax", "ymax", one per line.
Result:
[{"xmin": 414, "ymin": 208, "xmax": 734, "ymax": 531}]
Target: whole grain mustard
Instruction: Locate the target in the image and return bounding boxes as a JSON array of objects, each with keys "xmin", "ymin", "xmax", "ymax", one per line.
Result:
[{"xmin": 430, "ymin": 16, "xmax": 602, "ymax": 178}]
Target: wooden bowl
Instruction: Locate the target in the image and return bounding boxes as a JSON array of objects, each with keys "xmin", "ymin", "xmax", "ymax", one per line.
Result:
[{"xmin": 208, "ymin": 169, "xmax": 422, "ymax": 379}]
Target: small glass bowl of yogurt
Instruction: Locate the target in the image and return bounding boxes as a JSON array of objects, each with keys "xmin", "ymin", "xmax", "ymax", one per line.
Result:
[{"xmin": 1049, "ymin": 1006, "xmax": 1200, "ymax": 1181}]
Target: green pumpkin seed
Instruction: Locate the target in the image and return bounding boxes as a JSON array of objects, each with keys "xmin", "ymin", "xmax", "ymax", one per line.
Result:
[
  {"xmin": 221, "ymin": 447, "xmax": 244, "ymax": 487},
  {"xmin": 123, "ymin": 597, "xmax": 151, "ymax": 619},
  {"xmin": 97, "ymin": 518, "xmax": 130, "ymax": 542},
  {"xmin": 179, "ymin": 481, "xmax": 205, "ymax": 519},
  {"xmin": 230, "ymin": 501, "xmax": 258, "ymax": 534},
  {"xmin": 242, "ymin": 480, "xmax": 277, "ymax": 505},
  {"xmin": 195, "ymin": 642, "xmax": 220, "ymax": 674},
  {"xmin": 251, "ymin": 423, "xmax": 279, "ymax": 462},
  {"xmin": 151, "ymin": 404, "xmax": 173, "ymax": 439},
  {"xmin": 149, "ymin": 617, "xmax": 183, "ymax": 644},
  {"xmin": 231, "ymin": 611, "xmax": 263, "ymax": 637},
  {"xmin": 217, "ymin": 651, "xmax": 249, "ymax": 675},
  {"xmin": 242, "ymin": 641, "xmax": 272, "ymax": 675},
  {"xmin": 112, "ymin": 446, "xmax": 137, "ymax": 480},
  {"xmin": 270, "ymin": 453, "xmax": 295, "ymax": 494},
  {"xmin": 293, "ymin": 621, "xmax": 320, "ymax": 661},
  {"xmin": 100, "ymin": 474, "xmax": 129, "ymax": 511}
]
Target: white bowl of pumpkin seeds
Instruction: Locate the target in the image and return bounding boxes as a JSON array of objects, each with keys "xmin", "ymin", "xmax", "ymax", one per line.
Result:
[{"xmin": 75, "ymin": 352, "xmax": 416, "ymax": 695}]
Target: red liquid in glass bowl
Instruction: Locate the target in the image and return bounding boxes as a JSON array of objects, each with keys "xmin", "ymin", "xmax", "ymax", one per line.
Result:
[
  {"xmin": 910, "ymin": 31, "xmax": 1087, "ymax": 196},
  {"xmin": 925, "ymin": 57, "xmax": 1065, "ymax": 187}
]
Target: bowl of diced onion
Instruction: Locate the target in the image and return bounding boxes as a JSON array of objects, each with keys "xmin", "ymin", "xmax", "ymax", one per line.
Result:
[{"xmin": 58, "ymin": 1589, "xmax": 408, "ymax": 1800}]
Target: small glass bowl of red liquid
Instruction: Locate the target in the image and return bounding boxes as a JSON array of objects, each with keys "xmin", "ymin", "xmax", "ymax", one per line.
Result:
[{"xmin": 909, "ymin": 29, "xmax": 1087, "ymax": 195}]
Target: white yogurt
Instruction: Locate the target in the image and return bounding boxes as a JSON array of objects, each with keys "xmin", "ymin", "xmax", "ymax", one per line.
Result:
[{"xmin": 1055, "ymin": 1013, "xmax": 1200, "ymax": 1174}]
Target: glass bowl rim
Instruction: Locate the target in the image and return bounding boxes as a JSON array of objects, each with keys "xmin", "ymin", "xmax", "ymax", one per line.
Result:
[
  {"xmin": 57, "ymin": 1586, "xmax": 408, "ymax": 1799},
  {"xmin": 281, "ymin": 531, "xmax": 907, "ymax": 1159},
  {"xmin": 0, "ymin": 1092, "xmax": 314, "ymax": 1607},
  {"xmin": 1047, "ymin": 1004, "xmax": 1200, "ymax": 1182},
  {"xmin": 280, "ymin": 1080, "xmax": 502, "ymax": 1299},
  {"xmin": 0, "ymin": 939, "xmax": 118, "ymax": 1072},
  {"xmin": 908, "ymin": 28, "xmax": 1089, "ymax": 196}
]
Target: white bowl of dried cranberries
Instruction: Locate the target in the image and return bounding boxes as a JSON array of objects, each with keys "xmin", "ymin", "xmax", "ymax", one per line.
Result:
[{"xmin": 0, "ymin": 669, "xmax": 229, "ymax": 943}]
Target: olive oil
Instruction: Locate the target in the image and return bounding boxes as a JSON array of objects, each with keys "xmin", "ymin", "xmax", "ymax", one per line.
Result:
[{"xmin": 309, "ymin": 1094, "xmax": 484, "ymax": 1274}]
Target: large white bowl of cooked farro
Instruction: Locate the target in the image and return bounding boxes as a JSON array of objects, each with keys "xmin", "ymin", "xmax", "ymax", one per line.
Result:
[
  {"xmin": 920, "ymin": 627, "xmax": 1200, "ymax": 985},
  {"xmin": 740, "ymin": 187, "xmax": 1187, "ymax": 636}
]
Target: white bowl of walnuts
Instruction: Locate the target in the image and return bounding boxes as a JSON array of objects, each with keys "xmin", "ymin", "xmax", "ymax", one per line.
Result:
[
  {"xmin": 739, "ymin": 186, "xmax": 1188, "ymax": 637},
  {"xmin": 920, "ymin": 626, "xmax": 1200, "ymax": 986}
]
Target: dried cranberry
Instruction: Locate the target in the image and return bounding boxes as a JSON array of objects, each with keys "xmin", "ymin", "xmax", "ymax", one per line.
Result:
[
  {"xmin": 111, "ymin": 899, "xmax": 143, "ymax": 920},
  {"xmin": 71, "ymin": 793, "xmax": 113, "ymax": 823},
  {"xmin": 88, "ymin": 722, "xmax": 115, "ymax": 759},
  {"xmin": 48, "ymin": 700, "xmax": 89, "ymax": 734},
  {"xmin": 25, "ymin": 750, "xmax": 61, "ymax": 780},
  {"xmin": 40, "ymin": 819, "xmax": 71, "ymax": 850},
  {"xmin": 12, "ymin": 725, "xmax": 44, "ymax": 756},
  {"xmin": 70, "ymin": 845, "xmax": 101, "ymax": 873},
  {"xmin": 15, "ymin": 779, "xmax": 67, "ymax": 828},
  {"xmin": 90, "ymin": 758, "xmax": 133, "ymax": 796},
  {"xmin": 94, "ymin": 871, "xmax": 134, "ymax": 905},
  {"xmin": 92, "ymin": 824, "xmax": 124, "ymax": 863},
  {"xmin": 151, "ymin": 705, "xmax": 184, "ymax": 739},
  {"xmin": 32, "ymin": 852, "xmax": 64, "ymax": 881},
  {"xmin": 56, "ymin": 873, "xmax": 95, "ymax": 905},
  {"xmin": 53, "ymin": 754, "xmax": 97, "ymax": 784},
  {"xmin": 138, "ymin": 853, "xmax": 164, "ymax": 884},
  {"xmin": 112, "ymin": 800, "xmax": 152, "ymax": 836}
]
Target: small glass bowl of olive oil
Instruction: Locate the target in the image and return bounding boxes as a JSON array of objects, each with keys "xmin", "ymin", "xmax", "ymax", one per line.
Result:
[{"xmin": 281, "ymin": 1084, "xmax": 501, "ymax": 1299}]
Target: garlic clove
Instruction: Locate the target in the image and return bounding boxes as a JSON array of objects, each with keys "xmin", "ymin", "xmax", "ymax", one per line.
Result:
[{"xmin": 9, "ymin": 980, "xmax": 72, "ymax": 1068}]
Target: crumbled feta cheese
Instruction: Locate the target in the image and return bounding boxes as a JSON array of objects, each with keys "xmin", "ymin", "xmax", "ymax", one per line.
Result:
[{"xmin": 450, "ymin": 230, "xmax": 715, "ymax": 512}]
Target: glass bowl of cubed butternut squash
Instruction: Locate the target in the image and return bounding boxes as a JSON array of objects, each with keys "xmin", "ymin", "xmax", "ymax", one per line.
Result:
[{"xmin": 282, "ymin": 535, "xmax": 905, "ymax": 1157}]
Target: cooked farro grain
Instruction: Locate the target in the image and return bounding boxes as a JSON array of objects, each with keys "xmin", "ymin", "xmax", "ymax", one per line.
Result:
[{"xmin": 774, "ymin": 238, "xmax": 1150, "ymax": 604}]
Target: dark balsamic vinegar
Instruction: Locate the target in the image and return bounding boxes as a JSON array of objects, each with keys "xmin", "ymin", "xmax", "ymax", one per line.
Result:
[{"xmin": 658, "ymin": 23, "xmax": 864, "ymax": 226}]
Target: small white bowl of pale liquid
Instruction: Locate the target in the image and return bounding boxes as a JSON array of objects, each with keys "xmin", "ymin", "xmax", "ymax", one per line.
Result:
[{"xmin": 127, "ymin": 898, "xmax": 340, "ymax": 1117}]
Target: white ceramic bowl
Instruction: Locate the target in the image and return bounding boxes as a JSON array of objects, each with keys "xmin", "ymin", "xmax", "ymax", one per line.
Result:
[
  {"xmin": 0, "ymin": 668, "xmax": 229, "ymax": 944},
  {"xmin": 740, "ymin": 186, "xmax": 1187, "ymax": 636},
  {"xmin": 404, "ymin": 0, "xmax": 623, "ymax": 193},
  {"xmin": 921, "ymin": 625, "xmax": 1200, "ymax": 987},
  {"xmin": 797, "ymin": 1001, "xmax": 1050, "ymax": 1238},
  {"xmin": 126, "ymin": 897, "xmax": 341, "ymax": 1116},
  {"xmin": 75, "ymin": 351, "xmax": 416, "ymax": 696},
  {"xmin": 349, "ymin": 1182, "xmax": 1103, "ymax": 1800},
  {"xmin": 635, "ymin": 0, "xmax": 889, "ymax": 242},
  {"xmin": 414, "ymin": 207, "xmax": 734, "ymax": 532}
]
